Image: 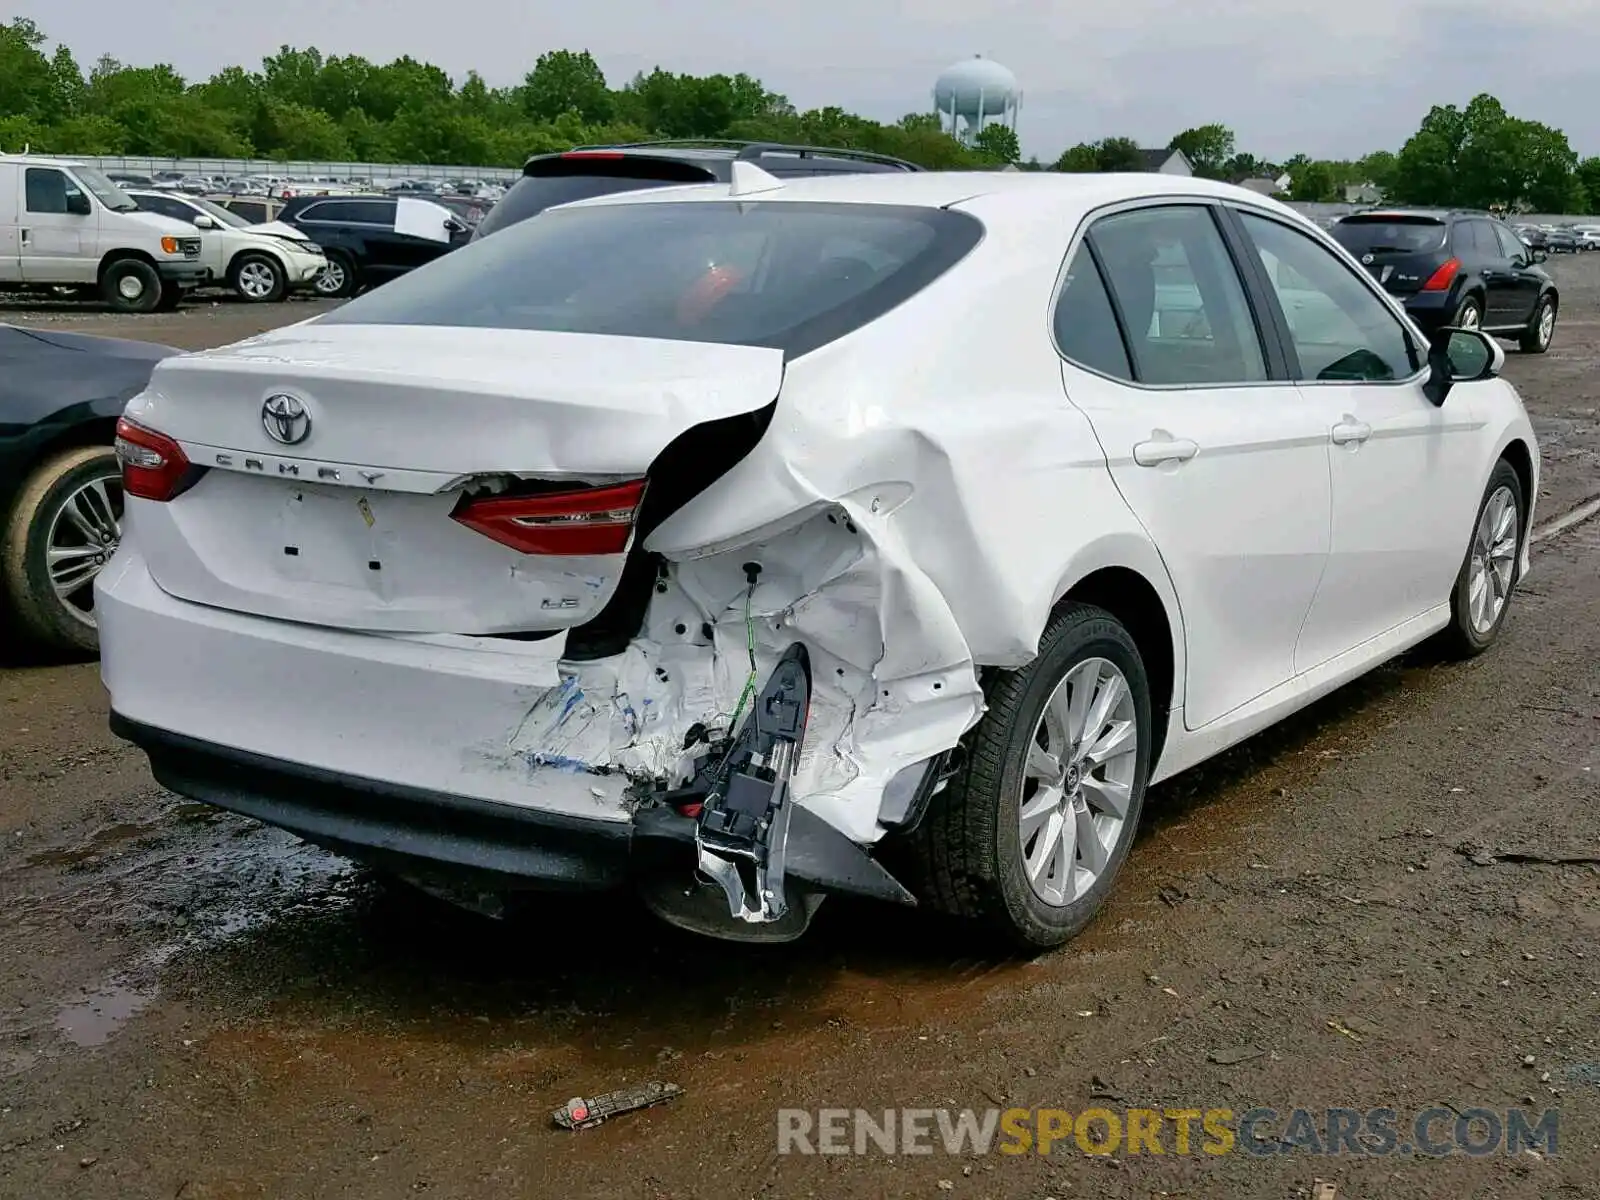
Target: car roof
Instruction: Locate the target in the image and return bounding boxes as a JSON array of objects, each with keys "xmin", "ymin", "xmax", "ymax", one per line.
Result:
[
  {"xmin": 526, "ymin": 140, "xmax": 920, "ymax": 172},
  {"xmin": 559, "ymin": 168, "xmax": 1309, "ymax": 221}
]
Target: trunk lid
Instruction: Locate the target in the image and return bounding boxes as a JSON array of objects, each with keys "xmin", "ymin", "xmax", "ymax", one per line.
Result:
[{"xmin": 126, "ymin": 323, "xmax": 783, "ymax": 634}]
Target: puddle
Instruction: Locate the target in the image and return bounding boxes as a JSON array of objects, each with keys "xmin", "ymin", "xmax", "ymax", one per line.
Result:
[{"xmin": 56, "ymin": 980, "xmax": 159, "ymax": 1048}]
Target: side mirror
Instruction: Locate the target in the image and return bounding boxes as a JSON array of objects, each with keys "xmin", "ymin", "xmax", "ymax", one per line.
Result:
[
  {"xmin": 1422, "ymin": 326, "xmax": 1503, "ymax": 406},
  {"xmin": 65, "ymin": 191, "xmax": 92, "ymax": 216},
  {"xmin": 192, "ymin": 214, "xmax": 218, "ymax": 229},
  {"xmin": 1531, "ymin": 250, "xmax": 1548, "ymax": 264},
  {"xmin": 444, "ymin": 216, "xmax": 467, "ymax": 235}
]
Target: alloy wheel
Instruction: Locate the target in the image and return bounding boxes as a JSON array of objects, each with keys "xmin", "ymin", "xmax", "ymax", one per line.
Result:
[
  {"xmin": 237, "ymin": 260, "xmax": 278, "ymax": 299},
  {"xmin": 43, "ymin": 472, "xmax": 123, "ymax": 630},
  {"xmin": 1018, "ymin": 656, "xmax": 1139, "ymax": 907},
  {"xmin": 1467, "ymin": 484, "xmax": 1518, "ymax": 636}
]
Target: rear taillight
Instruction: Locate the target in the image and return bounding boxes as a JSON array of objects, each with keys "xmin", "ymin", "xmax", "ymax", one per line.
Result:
[
  {"xmin": 115, "ymin": 417, "xmax": 193, "ymax": 501},
  {"xmin": 451, "ymin": 479, "xmax": 648, "ymax": 555},
  {"xmin": 560, "ymin": 150, "xmax": 624, "ymax": 159},
  {"xmin": 1421, "ymin": 257, "xmax": 1461, "ymax": 291}
]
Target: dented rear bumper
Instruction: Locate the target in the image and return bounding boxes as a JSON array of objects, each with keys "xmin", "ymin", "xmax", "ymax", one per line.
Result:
[{"xmin": 110, "ymin": 712, "xmax": 920, "ymax": 907}]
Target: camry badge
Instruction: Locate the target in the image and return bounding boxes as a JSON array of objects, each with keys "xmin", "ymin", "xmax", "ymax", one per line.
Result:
[{"xmin": 262, "ymin": 394, "xmax": 311, "ymax": 445}]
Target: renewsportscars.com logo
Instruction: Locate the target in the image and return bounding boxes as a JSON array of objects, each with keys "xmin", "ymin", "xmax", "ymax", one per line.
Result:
[{"xmin": 777, "ymin": 1106, "xmax": 1559, "ymax": 1158}]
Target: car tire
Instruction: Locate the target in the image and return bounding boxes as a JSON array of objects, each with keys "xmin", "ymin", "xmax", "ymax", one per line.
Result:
[
  {"xmin": 100, "ymin": 259, "xmax": 163, "ymax": 314},
  {"xmin": 230, "ymin": 253, "xmax": 286, "ymax": 303},
  {"xmin": 1435, "ymin": 460, "xmax": 1524, "ymax": 660},
  {"xmin": 908, "ymin": 603, "xmax": 1153, "ymax": 953},
  {"xmin": 1453, "ymin": 295, "xmax": 1482, "ymax": 330},
  {"xmin": 1519, "ymin": 294, "xmax": 1556, "ymax": 354},
  {"xmin": 314, "ymin": 251, "xmax": 358, "ymax": 299},
  {"xmin": 1, "ymin": 446, "xmax": 123, "ymax": 655}
]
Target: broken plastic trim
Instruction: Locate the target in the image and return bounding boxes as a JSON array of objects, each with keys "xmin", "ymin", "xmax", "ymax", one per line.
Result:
[{"xmin": 691, "ymin": 642, "xmax": 810, "ymax": 924}]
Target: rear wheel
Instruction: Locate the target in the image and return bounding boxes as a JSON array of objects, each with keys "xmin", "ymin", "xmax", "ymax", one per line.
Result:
[
  {"xmin": 230, "ymin": 253, "xmax": 286, "ymax": 303},
  {"xmin": 1435, "ymin": 460, "xmax": 1523, "ymax": 659},
  {"xmin": 1, "ymin": 446, "xmax": 123, "ymax": 654},
  {"xmin": 1453, "ymin": 295, "xmax": 1482, "ymax": 329},
  {"xmin": 100, "ymin": 259, "xmax": 162, "ymax": 314},
  {"xmin": 1520, "ymin": 294, "xmax": 1556, "ymax": 354},
  {"xmin": 909, "ymin": 603, "xmax": 1152, "ymax": 952},
  {"xmin": 314, "ymin": 251, "xmax": 358, "ymax": 298}
]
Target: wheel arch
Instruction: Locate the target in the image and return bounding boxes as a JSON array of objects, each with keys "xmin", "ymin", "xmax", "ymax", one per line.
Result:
[
  {"xmin": 225, "ymin": 245, "xmax": 287, "ymax": 281},
  {"xmin": 1048, "ymin": 543, "xmax": 1185, "ymax": 774},
  {"xmin": 97, "ymin": 249, "xmax": 159, "ymax": 279}
]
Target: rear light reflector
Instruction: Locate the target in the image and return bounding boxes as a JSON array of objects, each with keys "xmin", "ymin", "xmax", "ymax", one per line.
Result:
[
  {"xmin": 451, "ymin": 479, "xmax": 648, "ymax": 555},
  {"xmin": 115, "ymin": 417, "xmax": 195, "ymax": 502},
  {"xmin": 560, "ymin": 150, "xmax": 625, "ymax": 159},
  {"xmin": 1421, "ymin": 257, "xmax": 1461, "ymax": 291}
]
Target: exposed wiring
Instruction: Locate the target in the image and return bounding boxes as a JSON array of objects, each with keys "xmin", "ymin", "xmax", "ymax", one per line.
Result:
[{"xmin": 727, "ymin": 579, "xmax": 759, "ymax": 733}]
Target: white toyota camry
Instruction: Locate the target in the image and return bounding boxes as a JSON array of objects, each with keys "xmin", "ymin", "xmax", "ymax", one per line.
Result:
[{"xmin": 98, "ymin": 168, "xmax": 1538, "ymax": 950}]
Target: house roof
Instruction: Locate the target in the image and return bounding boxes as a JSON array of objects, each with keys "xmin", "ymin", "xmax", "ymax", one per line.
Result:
[{"xmin": 1137, "ymin": 149, "xmax": 1175, "ymax": 170}]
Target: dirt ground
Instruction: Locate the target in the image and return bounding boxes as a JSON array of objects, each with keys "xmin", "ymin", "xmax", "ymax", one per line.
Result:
[{"xmin": 2, "ymin": 263, "xmax": 1599, "ymax": 1200}]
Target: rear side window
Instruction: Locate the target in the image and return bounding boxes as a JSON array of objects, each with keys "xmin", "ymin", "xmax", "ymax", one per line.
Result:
[
  {"xmin": 297, "ymin": 200, "xmax": 393, "ymax": 224},
  {"xmin": 1053, "ymin": 245, "xmax": 1132, "ymax": 380},
  {"xmin": 323, "ymin": 201, "xmax": 983, "ymax": 358},
  {"xmin": 1089, "ymin": 205, "xmax": 1268, "ymax": 386},
  {"xmin": 1332, "ymin": 217, "xmax": 1447, "ymax": 254},
  {"xmin": 473, "ymin": 160, "xmax": 716, "ymax": 240}
]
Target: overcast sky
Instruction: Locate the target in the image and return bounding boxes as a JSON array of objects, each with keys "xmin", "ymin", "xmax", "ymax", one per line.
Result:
[{"xmin": 14, "ymin": 0, "xmax": 1600, "ymax": 162}]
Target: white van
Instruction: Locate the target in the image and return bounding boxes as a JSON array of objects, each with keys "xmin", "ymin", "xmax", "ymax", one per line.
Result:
[{"xmin": 0, "ymin": 155, "xmax": 208, "ymax": 313}]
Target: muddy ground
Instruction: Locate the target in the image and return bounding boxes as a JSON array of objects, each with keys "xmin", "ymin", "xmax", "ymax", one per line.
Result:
[{"xmin": 2, "ymin": 264, "xmax": 1599, "ymax": 1200}]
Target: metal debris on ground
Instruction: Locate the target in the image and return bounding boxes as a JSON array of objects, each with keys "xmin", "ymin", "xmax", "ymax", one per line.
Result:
[{"xmin": 552, "ymin": 1081, "xmax": 684, "ymax": 1130}]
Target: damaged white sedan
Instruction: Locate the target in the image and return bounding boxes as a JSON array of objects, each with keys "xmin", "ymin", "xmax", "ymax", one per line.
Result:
[{"xmin": 98, "ymin": 167, "xmax": 1539, "ymax": 949}]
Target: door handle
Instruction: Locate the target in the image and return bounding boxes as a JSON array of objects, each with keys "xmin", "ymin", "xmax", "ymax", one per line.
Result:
[
  {"xmin": 1132, "ymin": 436, "xmax": 1199, "ymax": 466},
  {"xmin": 19, "ymin": 228, "xmax": 29, "ymax": 245},
  {"xmin": 1331, "ymin": 417, "xmax": 1371, "ymax": 445}
]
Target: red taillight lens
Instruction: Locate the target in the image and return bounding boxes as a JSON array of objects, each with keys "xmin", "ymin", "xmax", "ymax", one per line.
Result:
[
  {"xmin": 1421, "ymin": 257, "xmax": 1461, "ymax": 291},
  {"xmin": 559, "ymin": 150, "xmax": 624, "ymax": 159},
  {"xmin": 115, "ymin": 417, "xmax": 193, "ymax": 502},
  {"xmin": 451, "ymin": 479, "xmax": 648, "ymax": 555}
]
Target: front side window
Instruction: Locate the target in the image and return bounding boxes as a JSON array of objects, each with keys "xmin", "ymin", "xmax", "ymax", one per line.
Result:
[
  {"xmin": 1238, "ymin": 211, "xmax": 1420, "ymax": 383},
  {"xmin": 24, "ymin": 169, "xmax": 79, "ymax": 215},
  {"xmin": 1088, "ymin": 205, "xmax": 1267, "ymax": 386},
  {"xmin": 321, "ymin": 201, "xmax": 984, "ymax": 359},
  {"xmin": 1493, "ymin": 223, "xmax": 1527, "ymax": 260}
]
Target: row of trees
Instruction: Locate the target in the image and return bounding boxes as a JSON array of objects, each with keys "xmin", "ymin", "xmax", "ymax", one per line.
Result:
[{"xmin": 3, "ymin": 18, "xmax": 1594, "ymax": 212}]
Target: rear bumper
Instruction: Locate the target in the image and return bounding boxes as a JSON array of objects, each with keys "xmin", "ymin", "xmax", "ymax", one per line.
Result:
[
  {"xmin": 95, "ymin": 546, "xmax": 915, "ymax": 905},
  {"xmin": 157, "ymin": 261, "xmax": 208, "ymax": 286},
  {"xmin": 1400, "ymin": 290, "xmax": 1454, "ymax": 328},
  {"xmin": 112, "ymin": 713, "xmax": 636, "ymax": 887}
]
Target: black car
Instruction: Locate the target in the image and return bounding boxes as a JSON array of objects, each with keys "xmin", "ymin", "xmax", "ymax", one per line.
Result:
[
  {"xmin": 471, "ymin": 139, "xmax": 922, "ymax": 242},
  {"xmin": 0, "ymin": 325, "xmax": 179, "ymax": 653},
  {"xmin": 1542, "ymin": 227, "xmax": 1581, "ymax": 254},
  {"xmin": 1331, "ymin": 210, "xmax": 1559, "ymax": 351},
  {"xmin": 277, "ymin": 194, "xmax": 472, "ymax": 298}
]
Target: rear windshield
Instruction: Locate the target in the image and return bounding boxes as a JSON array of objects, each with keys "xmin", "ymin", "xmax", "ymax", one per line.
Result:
[
  {"xmin": 322, "ymin": 201, "xmax": 984, "ymax": 358},
  {"xmin": 472, "ymin": 160, "xmax": 716, "ymax": 240},
  {"xmin": 1332, "ymin": 217, "xmax": 1447, "ymax": 254}
]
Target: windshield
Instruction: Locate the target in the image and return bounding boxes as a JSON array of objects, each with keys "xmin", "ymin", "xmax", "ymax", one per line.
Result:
[
  {"xmin": 324, "ymin": 200, "xmax": 984, "ymax": 358},
  {"xmin": 77, "ymin": 166, "xmax": 137, "ymax": 212},
  {"xmin": 190, "ymin": 196, "xmax": 251, "ymax": 228},
  {"xmin": 1332, "ymin": 218, "xmax": 1447, "ymax": 254}
]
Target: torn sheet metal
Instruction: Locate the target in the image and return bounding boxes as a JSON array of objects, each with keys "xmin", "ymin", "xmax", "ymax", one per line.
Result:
[{"xmin": 503, "ymin": 504, "xmax": 985, "ymax": 843}]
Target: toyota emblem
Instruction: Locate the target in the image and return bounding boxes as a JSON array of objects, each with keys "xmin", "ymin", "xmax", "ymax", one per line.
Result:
[
  {"xmin": 1360, "ymin": 253, "xmax": 1375, "ymax": 264},
  {"xmin": 262, "ymin": 394, "xmax": 311, "ymax": 445}
]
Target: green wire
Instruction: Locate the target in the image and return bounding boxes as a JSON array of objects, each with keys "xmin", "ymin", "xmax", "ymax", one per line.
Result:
[{"xmin": 727, "ymin": 583, "xmax": 758, "ymax": 733}]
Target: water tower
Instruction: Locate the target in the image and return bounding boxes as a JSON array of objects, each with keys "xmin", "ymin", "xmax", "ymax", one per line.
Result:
[{"xmin": 934, "ymin": 56, "xmax": 1020, "ymax": 145}]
